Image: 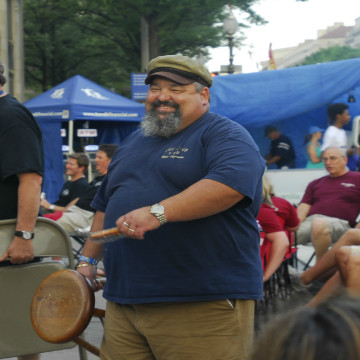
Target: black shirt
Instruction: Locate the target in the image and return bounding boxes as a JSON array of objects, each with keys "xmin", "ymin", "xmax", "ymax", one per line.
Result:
[
  {"xmin": 270, "ymin": 134, "xmax": 296, "ymax": 168},
  {"xmin": 0, "ymin": 95, "xmax": 44, "ymax": 220},
  {"xmin": 76, "ymin": 175, "xmax": 105, "ymax": 212},
  {"xmin": 54, "ymin": 177, "xmax": 89, "ymax": 207}
]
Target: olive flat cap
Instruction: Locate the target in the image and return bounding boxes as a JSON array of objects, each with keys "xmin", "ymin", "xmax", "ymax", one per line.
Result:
[{"xmin": 145, "ymin": 55, "xmax": 213, "ymax": 88}]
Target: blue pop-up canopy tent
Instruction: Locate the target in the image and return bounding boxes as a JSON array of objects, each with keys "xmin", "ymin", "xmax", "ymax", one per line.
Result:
[
  {"xmin": 24, "ymin": 75, "xmax": 145, "ymax": 202},
  {"xmin": 210, "ymin": 58, "xmax": 360, "ymax": 168}
]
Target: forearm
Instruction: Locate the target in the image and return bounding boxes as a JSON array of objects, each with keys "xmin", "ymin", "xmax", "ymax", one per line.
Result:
[
  {"xmin": 41, "ymin": 198, "xmax": 78, "ymax": 212},
  {"xmin": 308, "ymin": 146, "xmax": 321, "ymax": 163},
  {"xmin": 264, "ymin": 153, "xmax": 271, "ymax": 160},
  {"xmin": 0, "ymin": 173, "xmax": 43, "ymax": 264},
  {"xmin": 16, "ymin": 172, "xmax": 42, "ymax": 230},
  {"xmin": 162, "ymin": 179, "xmax": 244, "ymax": 222},
  {"xmin": 114, "ymin": 179, "xmax": 246, "ymax": 240},
  {"xmin": 77, "ymin": 211, "xmax": 104, "ymax": 290},
  {"xmin": 263, "ymin": 233, "xmax": 289, "ymax": 282},
  {"xmin": 297, "ymin": 203, "xmax": 311, "ymax": 223},
  {"xmin": 81, "ymin": 211, "xmax": 105, "ymax": 261},
  {"xmin": 266, "ymin": 155, "xmax": 281, "ymax": 165}
]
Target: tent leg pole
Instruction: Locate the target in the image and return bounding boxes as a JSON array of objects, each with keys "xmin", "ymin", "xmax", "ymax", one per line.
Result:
[{"xmin": 69, "ymin": 120, "xmax": 74, "ymax": 153}]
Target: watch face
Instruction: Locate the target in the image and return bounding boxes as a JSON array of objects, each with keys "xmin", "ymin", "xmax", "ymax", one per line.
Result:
[
  {"xmin": 23, "ymin": 231, "xmax": 32, "ymax": 240},
  {"xmin": 151, "ymin": 204, "xmax": 164, "ymax": 215}
]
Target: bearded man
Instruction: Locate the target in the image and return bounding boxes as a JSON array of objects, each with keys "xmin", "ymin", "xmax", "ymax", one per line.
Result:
[{"xmin": 77, "ymin": 55, "xmax": 265, "ymax": 360}]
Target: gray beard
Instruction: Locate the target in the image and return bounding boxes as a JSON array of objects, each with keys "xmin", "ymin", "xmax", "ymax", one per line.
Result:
[{"xmin": 141, "ymin": 106, "xmax": 183, "ymax": 138}]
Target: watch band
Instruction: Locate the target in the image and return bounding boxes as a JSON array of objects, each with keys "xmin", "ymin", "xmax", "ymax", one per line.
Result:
[
  {"xmin": 49, "ymin": 204, "xmax": 55, "ymax": 210},
  {"xmin": 14, "ymin": 231, "xmax": 35, "ymax": 240},
  {"xmin": 149, "ymin": 204, "xmax": 167, "ymax": 225},
  {"xmin": 156, "ymin": 213, "xmax": 167, "ymax": 225}
]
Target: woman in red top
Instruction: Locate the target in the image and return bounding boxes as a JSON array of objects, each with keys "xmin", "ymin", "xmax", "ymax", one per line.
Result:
[{"xmin": 257, "ymin": 176, "xmax": 290, "ymax": 282}]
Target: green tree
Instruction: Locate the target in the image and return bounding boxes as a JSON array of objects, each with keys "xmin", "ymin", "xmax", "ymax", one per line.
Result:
[
  {"xmin": 23, "ymin": 0, "xmax": 308, "ymax": 95},
  {"xmin": 24, "ymin": 0, "xmax": 267, "ymax": 94},
  {"xmin": 23, "ymin": 0, "xmax": 116, "ymax": 94},
  {"xmin": 301, "ymin": 46, "xmax": 360, "ymax": 66}
]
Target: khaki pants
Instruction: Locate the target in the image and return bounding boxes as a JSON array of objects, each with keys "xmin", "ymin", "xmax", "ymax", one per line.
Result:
[
  {"xmin": 56, "ymin": 205, "xmax": 94, "ymax": 233},
  {"xmin": 101, "ymin": 299, "xmax": 255, "ymax": 360}
]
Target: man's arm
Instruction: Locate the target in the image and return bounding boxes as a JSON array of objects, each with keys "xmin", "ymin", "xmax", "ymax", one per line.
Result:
[
  {"xmin": 0, "ymin": 172, "xmax": 42, "ymax": 264},
  {"xmin": 115, "ymin": 178, "xmax": 245, "ymax": 239},
  {"xmin": 264, "ymin": 153, "xmax": 272, "ymax": 160},
  {"xmin": 307, "ymin": 144, "xmax": 322, "ymax": 163},
  {"xmin": 40, "ymin": 197, "xmax": 79, "ymax": 212},
  {"xmin": 297, "ymin": 203, "xmax": 311, "ymax": 223},
  {"xmin": 77, "ymin": 211, "xmax": 105, "ymax": 291},
  {"xmin": 266, "ymin": 155, "xmax": 281, "ymax": 166}
]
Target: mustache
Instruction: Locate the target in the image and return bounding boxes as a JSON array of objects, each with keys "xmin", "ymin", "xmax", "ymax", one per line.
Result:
[{"xmin": 151, "ymin": 100, "xmax": 179, "ymax": 110}]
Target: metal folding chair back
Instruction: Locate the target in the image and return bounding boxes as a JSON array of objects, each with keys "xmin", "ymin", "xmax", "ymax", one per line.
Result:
[{"xmin": 0, "ymin": 217, "xmax": 86, "ymax": 359}]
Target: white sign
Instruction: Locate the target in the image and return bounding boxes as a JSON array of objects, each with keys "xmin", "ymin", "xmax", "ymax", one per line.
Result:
[
  {"xmin": 61, "ymin": 129, "xmax": 66, "ymax": 137},
  {"xmin": 77, "ymin": 129, "xmax": 98, "ymax": 137}
]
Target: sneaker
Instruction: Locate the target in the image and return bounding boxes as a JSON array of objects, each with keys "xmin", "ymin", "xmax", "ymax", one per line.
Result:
[{"xmin": 288, "ymin": 265, "xmax": 312, "ymax": 292}]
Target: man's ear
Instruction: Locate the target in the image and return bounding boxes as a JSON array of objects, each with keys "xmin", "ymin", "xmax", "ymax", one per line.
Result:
[{"xmin": 200, "ymin": 87, "xmax": 210, "ymax": 105}]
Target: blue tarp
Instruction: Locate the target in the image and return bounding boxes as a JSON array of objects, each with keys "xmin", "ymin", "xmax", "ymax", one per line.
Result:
[
  {"xmin": 210, "ymin": 58, "xmax": 360, "ymax": 169},
  {"xmin": 24, "ymin": 75, "xmax": 145, "ymax": 202}
]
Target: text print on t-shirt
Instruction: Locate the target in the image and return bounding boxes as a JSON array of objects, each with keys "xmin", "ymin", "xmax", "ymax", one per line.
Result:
[{"xmin": 161, "ymin": 146, "xmax": 189, "ymax": 159}]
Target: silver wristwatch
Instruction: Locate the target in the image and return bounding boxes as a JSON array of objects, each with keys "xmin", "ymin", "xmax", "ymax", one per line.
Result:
[
  {"xmin": 149, "ymin": 203, "xmax": 167, "ymax": 225},
  {"xmin": 14, "ymin": 230, "xmax": 34, "ymax": 240}
]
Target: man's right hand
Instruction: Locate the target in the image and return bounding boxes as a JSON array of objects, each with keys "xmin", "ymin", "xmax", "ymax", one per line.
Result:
[
  {"xmin": 40, "ymin": 198, "xmax": 51, "ymax": 209},
  {"xmin": 0, "ymin": 237, "xmax": 35, "ymax": 264}
]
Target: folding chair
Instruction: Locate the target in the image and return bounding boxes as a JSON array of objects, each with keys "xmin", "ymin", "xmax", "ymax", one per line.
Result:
[
  {"xmin": 70, "ymin": 227, "xmax": 90, "ymax": 264},
  {"xmin": 0, "ymin": 217, "xmax": 87, "ymax": 359}
]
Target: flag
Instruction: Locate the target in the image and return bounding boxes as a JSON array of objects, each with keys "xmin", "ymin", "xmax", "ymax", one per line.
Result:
[{"xmin": 269, "ymin": 43, "xmax": 277, "ymax": 70}]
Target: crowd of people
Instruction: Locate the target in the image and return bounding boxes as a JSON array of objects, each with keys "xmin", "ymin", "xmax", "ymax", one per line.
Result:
[
  {"xmin": 2, "ymin": 53, "xmax": 360, "ymax": 360},
  {"xmin": 264, "ymin": 102, "xmax": 360, "ymax": 171}
]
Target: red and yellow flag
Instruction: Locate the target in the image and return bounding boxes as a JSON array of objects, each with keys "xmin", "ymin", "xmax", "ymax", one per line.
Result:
[{"xmin": 269, "ymin": 43, "xmax": 277, "ymax": 70}]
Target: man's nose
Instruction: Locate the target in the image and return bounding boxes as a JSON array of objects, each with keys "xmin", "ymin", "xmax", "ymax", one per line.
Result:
[{"xmin": 157, "ymin": 90, "xmax": 171, "ymax": 101}]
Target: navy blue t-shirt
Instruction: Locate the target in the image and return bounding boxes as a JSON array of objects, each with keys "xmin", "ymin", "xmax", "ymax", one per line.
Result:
[{"xmin": 92, "ymin": 112, "xmax": 265, "ymax": 303}]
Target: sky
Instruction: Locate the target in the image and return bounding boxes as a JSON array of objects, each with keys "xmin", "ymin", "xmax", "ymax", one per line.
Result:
[{"xmin": 206, "ymin": 0, "xmax": 360, "ymax": 73}]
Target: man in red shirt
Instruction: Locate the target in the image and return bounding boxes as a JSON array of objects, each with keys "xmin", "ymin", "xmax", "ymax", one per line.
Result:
[{"xmin": 297, "ymin": 147, "xmax": 360, "ymax": 261}]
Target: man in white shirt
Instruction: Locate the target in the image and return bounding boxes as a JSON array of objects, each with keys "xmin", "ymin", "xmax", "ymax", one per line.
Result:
[{"xmin": 321, "ymin": 103, "xmax": 351, "ymax": 152}]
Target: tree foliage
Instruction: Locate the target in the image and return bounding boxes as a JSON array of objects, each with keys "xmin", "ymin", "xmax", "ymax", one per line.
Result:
[
  {"xmin": 24, "ymin": 0, "xmax": 268, "ymax": 95},
  {"xmin": 301, "ymin": 46, "xmax": 360, "ymax": 66}
]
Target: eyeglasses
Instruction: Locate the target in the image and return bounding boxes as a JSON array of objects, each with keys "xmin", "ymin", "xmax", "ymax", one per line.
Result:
[{"xmin": 322, "ymin": 156, "xmax": 344, "ymax": 162}]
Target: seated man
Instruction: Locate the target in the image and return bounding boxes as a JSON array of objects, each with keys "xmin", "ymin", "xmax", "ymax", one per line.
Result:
[
  {"xmin": 56, "ymin": 144, "xmax": 119, "ymax": 233},
  {"xmin": 264, "ymin": 125, "xmax": 296, "ymax": 169},
  {"xmin": 297, "ymin": 147, "xmax": 360, "ymax": 261},
  {"xmin": 41, "ymin": 152, "xmax": 89, "ymax": 212}
]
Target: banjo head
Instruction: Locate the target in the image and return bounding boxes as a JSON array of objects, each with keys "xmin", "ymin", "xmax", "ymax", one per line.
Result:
[{"xmin": 31, "ymin": 269, "xmax": 95, "ymax": 343}]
